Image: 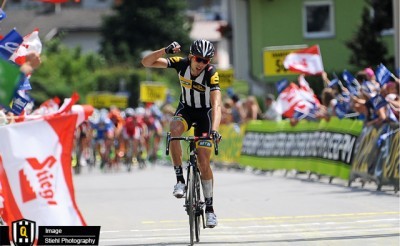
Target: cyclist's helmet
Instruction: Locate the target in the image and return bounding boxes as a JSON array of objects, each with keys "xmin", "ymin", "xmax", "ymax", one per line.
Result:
[
  {"xmin": 190, "ymin": 39, "xmax": 215, "ymax": 59},
  {"xmin": 125, "ymin": 107, "xmax": 135, "ymax": 117}
]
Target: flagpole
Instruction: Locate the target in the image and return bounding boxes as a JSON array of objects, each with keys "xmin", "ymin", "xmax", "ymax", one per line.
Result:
[{"xmin": 1, "ymin": 0, "xmax": 7, "ymax": 9}]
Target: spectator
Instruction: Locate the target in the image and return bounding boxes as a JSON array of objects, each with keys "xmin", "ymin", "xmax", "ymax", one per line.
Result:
[
  {"xmin": 243, "ymin": 95, "xmax": 262, "ymax": 121},
  {"xmin": 221, "ymin": 97, "xmax": 233, "ymax": 124},
  {"xmin": 319, "ymin": 88, "xmax": 336, "ymax": 120},
  {"xmin": 262, "ymin": 94, "xmax": 281, "ymax": 121},
  {"xmin": 230, "ymin": 94, "xmax": 246, "ymax": 124},
  {"xmin": 382, "ymin": 81, "xmax": 400, "ymax": 121},
  {"xmin": 364, "ymin": 67, "xmax": 380, "ymax": 89}
]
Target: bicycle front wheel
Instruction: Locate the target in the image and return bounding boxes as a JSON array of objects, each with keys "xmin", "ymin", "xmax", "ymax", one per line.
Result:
[{"xmin": 187, "ymin": 165, "xmax": 196, "ymax": 245}]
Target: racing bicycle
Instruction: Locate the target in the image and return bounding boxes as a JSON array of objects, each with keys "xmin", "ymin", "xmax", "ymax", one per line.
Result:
[{"xmin": 166, "ymin": 132, "xmax": 219, "ymax": 245}]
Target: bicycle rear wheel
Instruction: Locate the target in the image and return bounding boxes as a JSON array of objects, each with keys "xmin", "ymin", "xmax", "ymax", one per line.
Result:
[{"xmin": 187, "ymin": 165, "xmax": 196, "ymax": 245}]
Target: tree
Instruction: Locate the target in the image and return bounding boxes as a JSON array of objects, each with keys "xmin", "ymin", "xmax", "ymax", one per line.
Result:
[
  {"xmin": 30, "ymin": 38, "xmax": 180, "ymax": 107},
  {"xmin": 346, "ymin": 0, "xmax": 394, "ymax": 69},
  {"xmin": 29, "ymin": 38, "xmax": 107, "ymax": 104},
  {"xmin": 100, "ymin": 0, "xmax": 192, "ymax": 65}
]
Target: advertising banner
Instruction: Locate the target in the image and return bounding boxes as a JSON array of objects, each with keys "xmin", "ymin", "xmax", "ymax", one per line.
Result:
[
  {"xmin": 239, "ymin": 118, "xmax": 363, "ymax": 180},
  {"xmin": 263, "ymin": 45, "xmax": 307, "ymax": 76},
  {"xmin": 140, "ymin": 82, "xmax": 167, "ymax": 103}
]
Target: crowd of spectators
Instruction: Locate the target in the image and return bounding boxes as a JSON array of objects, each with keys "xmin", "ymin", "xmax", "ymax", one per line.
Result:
[{"xmin": 221, "ymin": 67, "xmax": 400, "ymax": 128}]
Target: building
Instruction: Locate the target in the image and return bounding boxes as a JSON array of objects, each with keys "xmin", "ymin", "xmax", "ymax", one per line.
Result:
[
  {"xmin": 227, "ymin": 0, "xmax": 398, "ymax": 94},
  {"xmin": 1, "ymin": 0, "xmax": 114, "ymax": 53},
  {"xmin": 1, "ymin": 0, "xmax": 230, "ymax": 64}
]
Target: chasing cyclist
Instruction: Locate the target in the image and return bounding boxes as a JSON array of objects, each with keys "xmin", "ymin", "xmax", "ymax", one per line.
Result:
[{"xmin": 142, "ymin": 40, "xmax": 222, "ymax": 228}]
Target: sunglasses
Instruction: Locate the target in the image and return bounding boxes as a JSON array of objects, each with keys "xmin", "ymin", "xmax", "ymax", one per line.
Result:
[{"xmin": 194, "ymin": 56, "xmax": 210, "ymax": 64}]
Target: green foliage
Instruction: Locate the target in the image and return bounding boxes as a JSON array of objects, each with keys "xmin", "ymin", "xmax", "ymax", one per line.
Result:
[
  {"xmin": 345, "ymin": 0, "xmax": 394, "ymax": 69},
  {"xmin": 28, "ymin": 1, "xmax": 212, "ymax": 107},
  {"xmin": 30, "ymin": 38, "xmax": 144, "ymax": 106},
  {"xmin": 30, "ymin": 38, "xmax": 106, "ymax": 104},
  {"xmin": 100, "ymin": 0, "xmax": 192, "ymax": 65}
]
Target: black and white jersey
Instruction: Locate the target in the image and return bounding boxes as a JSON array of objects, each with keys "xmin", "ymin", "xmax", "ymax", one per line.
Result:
[{"xmin": 167, "ymin": 57, "xmax": 220, "ymax": 109}]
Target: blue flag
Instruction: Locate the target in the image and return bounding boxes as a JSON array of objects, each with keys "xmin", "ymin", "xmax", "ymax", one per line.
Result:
[
  {"xmin": 334, "ymin": 102, "xmax": 347, "ymax": 119},
  {"xmin": 0, "ymin": 8, "xmax": 6, "ymax": 21},
  {"xmin": 328, "ymin": 78, "xmax": 339, "ymax": 88},
  {"xmin": 0, "ymin": 29, "xmax": 23, "ymax": 60},
  {"xmin": 342, "ymin": 70, "xmax": 357, "ymax": 84},
  {"xmin": 342, "ymin": 70, "xmax": 359, "ymax": 96},
  {"xmin": 276, "ymin": 78, "xmax": 289, "ymax": 94},
  {"xmin": 369, "ymin": 94, "xmax": 387, "ymax": 110},
  {"xmin": 10, "ymin": 92, "xmax": 31, "ymax": 115},
  {"xmin": 18, "ymin": 75, "xmax": 32, "ymax": 90},
  {"xmin": 375, "ymin": 63, "xmax": 392, "ymax": 87}
]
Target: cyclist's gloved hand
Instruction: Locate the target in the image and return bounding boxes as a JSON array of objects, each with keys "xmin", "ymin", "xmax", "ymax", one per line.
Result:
[
  {"xmin": 165, "ymin": 41, "xmax": 181, "ymax": 54},
  {"xmin": 210, "ymin": 130, "xmax": 222, "ymax": 142}
]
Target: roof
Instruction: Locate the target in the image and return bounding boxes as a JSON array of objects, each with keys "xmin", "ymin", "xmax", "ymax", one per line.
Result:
[{"xmin": 0, "ymin": 8, "xmax": 112, "ymax": 40}]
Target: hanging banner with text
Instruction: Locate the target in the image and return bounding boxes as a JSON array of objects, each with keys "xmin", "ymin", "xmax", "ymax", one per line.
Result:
[
  {"xmin": 239, "ymin": 118, "xmax": 363, "ymax": 180},
  {"xmin": 263, "ymin": 45, "xmax": 307, "ymax": 76},
  {"xmin": 86, "ymin": 93, "xmax": 128, "ymax": 108},
  {"xmin": 140, "ymin": 82, "xmax": 167, "ymax": 103}
]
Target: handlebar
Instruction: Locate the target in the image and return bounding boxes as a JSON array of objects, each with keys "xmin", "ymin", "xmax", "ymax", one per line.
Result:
[{"xmin": 165, "ymin": 132, "xmax": 219, "ymax": 156}]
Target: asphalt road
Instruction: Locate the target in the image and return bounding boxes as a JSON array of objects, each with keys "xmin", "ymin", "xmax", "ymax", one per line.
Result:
[{"xmin": 73, "ymin": 163, "xmax": 400, "ymax": 246}]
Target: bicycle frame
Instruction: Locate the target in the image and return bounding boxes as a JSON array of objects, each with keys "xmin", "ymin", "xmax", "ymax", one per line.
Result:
[{"xmin": 166, "ymin": 133, "xmax": 218, "ymax": 245}]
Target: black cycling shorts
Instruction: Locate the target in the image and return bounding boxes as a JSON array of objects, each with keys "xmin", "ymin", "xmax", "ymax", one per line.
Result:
[{"xmin": 173, "ymin": 102, "xmax": 212, "ymax": 137}]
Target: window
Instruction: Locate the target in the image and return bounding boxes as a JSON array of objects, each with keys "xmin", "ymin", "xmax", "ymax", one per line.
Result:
[{"xmin": 303, "ymin": 1, "xmax": 335, "ymax": 38}]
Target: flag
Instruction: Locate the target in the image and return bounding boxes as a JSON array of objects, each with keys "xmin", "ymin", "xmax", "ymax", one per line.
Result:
[
  {"xmin": 275, "ymin": 82, "xmax": 314, "ymax": 118},
  {"xmin": 31, "ymin": 97, "xmax": 60, "ymax": 116},
  {"xmin": 375, "ymin": 64, "xmax": 392, "ymax": 87},
  {"xmin": 342, "ymin": 70, "xmax": 359, "ymax": 96},
  {"xmin": 298, "ymin": 75, "xmax": 320, "ymax": 106},
  {"xmin": 334, "ymin": 101, "xmax": 347, "ymax": 119},
  {"xmin": 328, "ymin": 78, "xmax": 339, "ymax": 88},
  {"xmin": 71, "ymin": 104, "xmax": 95, "ymax": 127},
  {"xmin": 0, "ymin": 114, "xmax": 86, "ymax": 226},
  {"xmin": 276, "ymin": 78, "xmax": 289, "ymax": 94},
  {"xmin": 283, "ymin": 45, "xmax": 324, "ymax": 75},
  {"xmin": 10, "ymin": 92, "xmax": 31, "ymax": 115},
  {"xmin": 0, "ymin": 8, "xmax": 7, "ymax": 21},
  {"xmin": 369, "ymin": 94, "xmax": 387, "ymax": 111},
  {"xmin": 10, "ymin": 29, "xmax": 42, "ymax": 66},
  {"xmin": 0, "ymin": 29, "xmax": 23, "ymax": 60},
  {"xmin": 0, "ymin": 59, "xmax": 23, "ymax": 107},
  {"xmin": 53, "ymin": 92, "xmax": 80, "ymax": 116},
  {"xmin": 17, "ymin": 75, "xmax": 32, "ymax": 91}
]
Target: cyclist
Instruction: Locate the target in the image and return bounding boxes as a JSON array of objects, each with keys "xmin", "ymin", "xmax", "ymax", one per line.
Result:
[
  {"xmin": 143, "ymin": 103, "xmax": 163, "ymax": 163},
  {"xmin": 91, "ymin": 109, "xmax": 115, "ymax": 170},
  {"xmin": 108, "ymin": 106, "xmax": 125, "ymax": 165},
  {"xmin": 142, "ymin": 39, "xmax": 222, "ymax": 228}
]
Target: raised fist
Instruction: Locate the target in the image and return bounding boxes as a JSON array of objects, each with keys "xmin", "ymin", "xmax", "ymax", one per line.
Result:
[{"xmin": 165, "ymin": 41, "xmax": 181, "ymax": 54}]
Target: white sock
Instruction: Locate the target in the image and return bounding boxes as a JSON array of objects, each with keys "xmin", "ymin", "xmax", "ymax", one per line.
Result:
[{"xmin": 201, "ymin": 179, "xmax": 213, "ymax": 198}]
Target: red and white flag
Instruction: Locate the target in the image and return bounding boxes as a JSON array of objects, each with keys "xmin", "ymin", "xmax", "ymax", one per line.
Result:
[
  {"xmin": 283, "ymin": 45, "xmax": 324, "ymax": 75},
  {"xmin": 0, "ymin": 114, "xmax": 86, "ymax": 226},
  {"xmin": 298, "ymin": 74, "xmax": 320, "ymax": 106},
  {"xmin": 275, "ymin": 82, "xmax": 315, "ymax": 118},
  {"xmin": 9, "ymin": 28, "xmax": 42, "ymax": 66}
]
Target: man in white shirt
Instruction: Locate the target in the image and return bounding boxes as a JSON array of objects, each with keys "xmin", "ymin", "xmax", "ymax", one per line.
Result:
[{"xmin": 263, "ymin": 94, "xmax": 282, "ymax": 121}]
